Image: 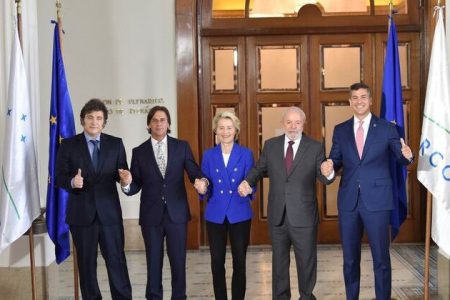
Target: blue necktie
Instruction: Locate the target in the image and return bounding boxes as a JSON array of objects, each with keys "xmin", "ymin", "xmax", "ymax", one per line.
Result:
[{"xmin": 90, "ymin": 140, "xmax": 99, "ymax": 170}]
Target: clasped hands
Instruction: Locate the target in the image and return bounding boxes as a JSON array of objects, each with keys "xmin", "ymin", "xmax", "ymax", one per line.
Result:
[
  {"xmin": 194, "ymin": 178, "xmax": 208, "ymax": 194},
  {"xmin": 237, "ymin": 180, "xmax": 252, "ymax": 197}
]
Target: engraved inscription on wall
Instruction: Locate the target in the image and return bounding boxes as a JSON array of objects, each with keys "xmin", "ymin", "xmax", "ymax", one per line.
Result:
[{"xmin": 102, "ymin": 98, "xmax": 165, "ymax": 115}]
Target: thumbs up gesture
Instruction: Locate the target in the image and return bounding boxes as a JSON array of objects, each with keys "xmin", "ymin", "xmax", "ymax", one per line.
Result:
[
  {"xmin": 400, "ymin": 138, "xmax": 413, "ymax": 160},
  {"xmin": 118, "ymin": 169, "xmax": 132, "ymax": 186},
  {"xmin": 73, "ymin": 168, "xmax": 84, "ymax": 189}
]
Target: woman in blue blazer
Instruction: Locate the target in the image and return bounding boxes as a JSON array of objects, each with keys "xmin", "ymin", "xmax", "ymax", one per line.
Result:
[{"xmin": 199, "ymin": 111, "xmax": 255, "ymax": 300}]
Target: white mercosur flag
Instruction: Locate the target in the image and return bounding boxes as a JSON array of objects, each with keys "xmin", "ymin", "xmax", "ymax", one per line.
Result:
[
  {"xmin": 417, "ymin": 7, "xmax": 450, "ymax": 257},
  {"xmin": 0, "ymin": 24, "xmax": 40, "ymax": 252}
]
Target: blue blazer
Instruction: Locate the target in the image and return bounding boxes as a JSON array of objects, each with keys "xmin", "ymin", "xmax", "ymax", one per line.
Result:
[
  {"xmin": 329, "ymin": 115, "xmax": 411, "ymax": 212},
  {"xmin": 126, "ymin": 136, "xmax": 204, "ymax": 226},
  {"xmin": 201, "ymin": 143, "xmax": 255, "ymax": 224}
]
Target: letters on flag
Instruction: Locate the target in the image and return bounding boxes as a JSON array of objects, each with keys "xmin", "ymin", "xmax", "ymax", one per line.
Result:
[{"xmin": 417, "ymin": 6, "xmax": 450, "ymax": 256}]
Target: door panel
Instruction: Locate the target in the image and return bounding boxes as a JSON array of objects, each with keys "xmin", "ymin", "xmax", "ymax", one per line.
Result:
[
  {"xmin": 246, "ymin": 35, "xmax": 309, "ymax": 244},
  {"xmin": 200, "ymin": 36, "xmax": 247, "ymax": 245},
  {"xmin": 200, "ymin": 32, "xmax": 421, "ymax": 244},
  {"xmin": 309, "ymin": 34, "xmax": 374, "ymax": 242}
]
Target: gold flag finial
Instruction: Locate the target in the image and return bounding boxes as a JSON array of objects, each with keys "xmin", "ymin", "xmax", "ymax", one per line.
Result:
[
  {"xmin": 56, "ymin": 0, "xmax": 62, "ymax": 18},
  {"xmin": 389, "ymin": 0, "xmax": 393, "ymax": 18}
]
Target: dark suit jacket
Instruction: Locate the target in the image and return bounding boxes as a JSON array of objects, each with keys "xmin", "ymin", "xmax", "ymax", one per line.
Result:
[
  {"xmin": 245, "ymin": 134, "xmax": 332, "ymax": 227},
  {"xmin": 329, "ymin": 115, "xmax": 411, "ymax": 212},
  {"xmin": 126, "ymin": 136, "xmax": 203, "ymax": 227},
  {"xmin": 55, "ymin": 133, "xmax": 128, "ymax": 226}
]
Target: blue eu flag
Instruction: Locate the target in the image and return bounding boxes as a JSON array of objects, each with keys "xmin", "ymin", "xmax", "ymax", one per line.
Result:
[
  {"xmin": 46, "ymin": 22, "xmax": 76, "ymax": 264},
  {"xmin": 381, "ymin": 16, "xmax": 408, "ymax": 240}
]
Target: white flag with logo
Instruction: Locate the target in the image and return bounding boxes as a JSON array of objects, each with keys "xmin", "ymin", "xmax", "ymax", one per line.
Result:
[
  {"xmin": 417, "ymin": 7, "xmax": 450, "ymax": 256},
  {"xmin": 0, "ymin": 24, "xmax": 40, "ymax": 252}
]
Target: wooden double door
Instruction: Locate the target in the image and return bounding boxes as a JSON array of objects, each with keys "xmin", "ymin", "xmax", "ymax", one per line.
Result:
[{"xmin": 199, "ymin": 32, "xmax": 422, "ymax": 244}]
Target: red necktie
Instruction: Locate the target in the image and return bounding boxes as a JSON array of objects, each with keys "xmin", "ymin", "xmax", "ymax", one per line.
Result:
[{"xmin": 285, "ymin": 140, "xmax": 294, "ymax": 173}]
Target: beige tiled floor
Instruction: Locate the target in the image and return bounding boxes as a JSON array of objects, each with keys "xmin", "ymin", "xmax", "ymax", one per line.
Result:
[{"xmin": 0, "ymin": 244, "xmax": 438, "ymax": 299}]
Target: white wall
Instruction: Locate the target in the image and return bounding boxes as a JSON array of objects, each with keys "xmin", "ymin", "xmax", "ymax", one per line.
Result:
[
  {"xmin": 36, "ymin": 0, "xmax": 177, "ymax": 219},
  {"xmin": 0, "ymin": 0, "xmax": 176, "ymax": 266}
]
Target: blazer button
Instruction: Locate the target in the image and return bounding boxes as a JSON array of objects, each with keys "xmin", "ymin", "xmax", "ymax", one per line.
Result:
[
  {"xmin": 229, "ymin": 190, "xmax": 232, "ymax": 194},
  {"xmin": 220, "ymin": 190, "xmax": 224, "ymax": 194},
  {"xmin": 231, "ymin": 179, "xmax": 235, "ymax": 182},
  {"xmin": 218, "ymin": 179, "xmax": 222, "ymax": 183},
  {"xmin": 216, "ymin": 169, "xmax": 219, "ymax": 173},
  {"xmin": 234, "ymin": 168, "xmax": 238, "ymax": 172}
]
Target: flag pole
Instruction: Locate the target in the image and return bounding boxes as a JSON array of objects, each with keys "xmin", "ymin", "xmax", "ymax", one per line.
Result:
[
  {"xmin": 389, "ymin": 0, "xmax": 393, "ymax": 18},
  {"xmin": 423, "ymin": 5, "xmax": 440, "ymax": 300},
  {"xmin": 15, "ymin": 1, "xmax": 38, "ymax": 299},
  {"xmin": 56, "ymin": 0, "xmax": 64, "ymax": 53},
  {"xmin": 15, "ymin": 0, "xmax": 23, "ymax": 48},
  {"xmin": 55, "ymin": 1, "xmax": 79, "ymax": 299},
  {"xmin": 424, "ymin": 192, "xmax": 432, "ymax": 299},
  {"xmin": 423, "ymin": 4, "xmax": 441, "ymax": 299}
]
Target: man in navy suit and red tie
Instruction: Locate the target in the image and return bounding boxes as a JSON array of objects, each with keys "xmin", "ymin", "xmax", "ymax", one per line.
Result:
[
  {"xmin": 56, "ymin": 99, "xmax": 132, "ymax": 300},
  {"xmin": 119, "ymin": 106, "xmax": 207, "ymax": 300},
  {"xmin": 321, "ymin": 82, "xmax": 414, "ymax": 300}
]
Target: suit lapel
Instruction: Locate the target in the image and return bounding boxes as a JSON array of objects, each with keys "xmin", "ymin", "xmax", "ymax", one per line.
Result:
[
  {"xmin": 361, "ymin": 116, "xmax": 378, "ymax": 160},
  {"xmin": 77, "ymin": 134, "xmax": 96, "ymax": 174},
  {"xmin": 342, "ymin": 118, "xmax": 360, "ymax": 160},
  {"xmin": 275, "ymin": 136, "xmax": 287, "ymax": 177},
  {"xmin": 143, "ymin": 138, "xmax": 163, "ymax": 179},
  {"xmin": 165, "ymin": 136, "xmax": 176, "ymax": 179},
  {"xmin": 287, "ymin": 134, "xmax": 309, "ymax": 177},
  {"xmin": 212, "ymin": 144, "xmax": 225, "ymax": 169},
  {"xmin": 211, "ymin": 145, "xmax": 230, "ymax": 186},
  {"xmin": 226, "ymin": 143, "xmax": 241, "ymax": 177},
  {"xmin": 273, "ymin": 134, "xmax": 286, "ymax": 175},
  {"xmin": 97, "ymin": 133, "xmax": 110, "ymax": 174}
]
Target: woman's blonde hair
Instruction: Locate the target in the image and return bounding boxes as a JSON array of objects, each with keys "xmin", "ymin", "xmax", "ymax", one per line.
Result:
[{"xmin": 212, "ymin": 111, "xmax": 241, "ymax": 141}]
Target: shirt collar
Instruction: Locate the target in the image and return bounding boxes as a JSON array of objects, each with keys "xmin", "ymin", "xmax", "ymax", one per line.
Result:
[
  {"xmin": 353, "ymin": 113, "xmax": 372, "ymax": 126},
  {"xmin": 151, "ymin": 135, "xmax": 167, "ymax": 147},
  {"xmin": 284, "ymin": 134, "xmax": 302, "ymax": 145},
  {"xmin": 84, "ymin": 132, "xmax": 101, "ymax": 143}
]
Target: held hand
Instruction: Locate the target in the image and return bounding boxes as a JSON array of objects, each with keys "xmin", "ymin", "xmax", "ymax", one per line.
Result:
[
  {"xmin": 194, "ymin": 178, "xmax": 207, "ymax": 195},
  {"xmin": 400, "ymin": 138, "xmax": 413, "ymax": 160},
  {"xmin": 321, "ymin": 159, "xmax": 334, "ymax": 177},
  {"xmin": 238, "ymin": 180, "xmax": 252, "ymax": 197},
  {"xmin": 118, "ymin": 169, "xmax": 132, "ymax": 186},
  {"xmin": 73, "ymin": 168, "xmax": 84, "ymax": 189}
]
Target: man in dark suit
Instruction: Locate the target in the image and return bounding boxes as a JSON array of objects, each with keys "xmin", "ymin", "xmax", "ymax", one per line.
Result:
[
  {"xmin": 321, "ymin": 82, "xmax": 413, "ymax": 300},
  {"xmin": 119, "ymin": 106, "xmax": 207, "ymax": 300},
  {"xmin": 238, "ymin": 106, "xmax": 333, "ymax": 300},
  {"xmin": 55, "ymin": 99, "xmax": 132, "ymax": 300}
]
